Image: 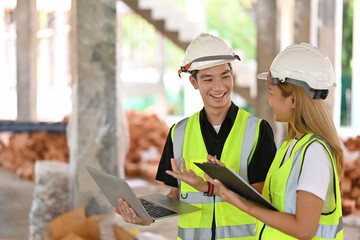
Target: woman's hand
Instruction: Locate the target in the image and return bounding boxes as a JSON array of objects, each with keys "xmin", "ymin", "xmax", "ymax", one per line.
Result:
[
  {"xmin": 113, "ymin": 198, "xmax": 151, "ymax": 226},
  {"xmin": 166, "ymin": 157, "xmax": 208, "ymax": 192},
  {"xmin": 205, "ymin": 154, "xmax": 226, "ymax": 196},
  {"xmin": 206, "ymin": 173, "xmax": 250, "ymax": 212}
]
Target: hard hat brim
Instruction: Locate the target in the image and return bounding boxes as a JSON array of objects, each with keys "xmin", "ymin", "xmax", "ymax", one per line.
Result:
[{"xmin": 257, "ymin": 72, "xmax": 268, "ymax": 80}]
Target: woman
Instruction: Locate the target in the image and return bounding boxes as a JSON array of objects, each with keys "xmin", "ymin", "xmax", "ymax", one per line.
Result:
[{"xmin": 207, "ymin": 43, "xmax": 344, "ymax": 240}]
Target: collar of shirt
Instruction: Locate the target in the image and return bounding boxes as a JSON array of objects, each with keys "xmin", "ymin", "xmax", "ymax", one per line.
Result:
[
  {"xmin": 199, "ymin": 102, "xmax": 239, "ymax": 158},
  {"xmin": 199, "ymin": 101, "xmax": 238, "ymax": 128}
]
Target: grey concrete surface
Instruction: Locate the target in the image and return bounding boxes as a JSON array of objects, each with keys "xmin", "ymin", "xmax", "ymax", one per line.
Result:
[
  {"xmin": 0, "ymin": 167, "xmax": 34, "ymax": 240},
  {"xmin": 1, "ymin": 166, "xmax": 360, "ymax": 240},
  {"xmin": 0, "ymin": 167, "xmax": 178, "ymax": 240}
]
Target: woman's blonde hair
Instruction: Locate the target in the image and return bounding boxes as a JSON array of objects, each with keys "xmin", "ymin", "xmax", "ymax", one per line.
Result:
[{"xmin": 278, "ymin": 83, "xmax": 344, "ymax": 178}]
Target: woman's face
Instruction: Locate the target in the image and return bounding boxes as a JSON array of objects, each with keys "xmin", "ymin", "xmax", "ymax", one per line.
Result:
[{"xmin": 267, "ymin": 84, "xmax": 295, "ymax": 123}]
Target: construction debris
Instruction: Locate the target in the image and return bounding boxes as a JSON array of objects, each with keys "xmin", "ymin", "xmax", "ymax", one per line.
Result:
[
  {"xmin": 344, "ymin": 135, "xmax": 360, "ymax": 152},
  {"xmin": 43, "ymin": 207, "xmax": 134, "ymax": 240},
  {"xmin": 29, "ymin": 161, "xmax": 71, "ymax": 240},
  {"xmin": 0, "ymin": 111, "xmax": 168, "ymax": 182},
  {"xmin": 0, "ymin": 130, "xmax": 69, "ymax": 180},
  {"xmin": 125, "ymin": 110, "xmax": 169, "ymax": 181},
  {"xmin": 341, "ymin": 135, "xmax": 360, "ymax": 216}
]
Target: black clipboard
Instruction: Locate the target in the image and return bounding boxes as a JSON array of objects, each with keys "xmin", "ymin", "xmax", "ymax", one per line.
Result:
[{"xmin": 194, "ymin": 162, "xmax": 278, "ymax": 211}]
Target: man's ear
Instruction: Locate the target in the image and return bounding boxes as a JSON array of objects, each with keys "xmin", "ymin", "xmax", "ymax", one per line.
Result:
[{"xmin": 189, "ymin": 75, "xmax": 199, "ymax": 90}]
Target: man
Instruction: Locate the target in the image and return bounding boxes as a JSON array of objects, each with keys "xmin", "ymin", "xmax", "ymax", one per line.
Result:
[{"xmin": 115, "ymin": 33, "xmax": 276, "ymax": 240}]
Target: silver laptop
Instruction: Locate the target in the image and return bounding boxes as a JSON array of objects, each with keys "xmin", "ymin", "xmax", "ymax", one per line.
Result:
[{"xmin": 85, "ymin": 165, "xmax": 200, "ymax": 223}]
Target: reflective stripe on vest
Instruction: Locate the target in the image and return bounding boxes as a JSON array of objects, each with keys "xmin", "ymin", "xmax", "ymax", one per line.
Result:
[
  {"xmin": 173, "ymin": 117, "xmax": 188, "ymax": 189},
  {"xmin": 172, "ymin": 109, "xmax": 261, "ymax": 239},
  {"xmin": 259, "ymin": 134, "xmax": 343, "ymax": 240},
  {"xmin": 178, "ymin": 224, "xmax": 257, "ymax": 240}
]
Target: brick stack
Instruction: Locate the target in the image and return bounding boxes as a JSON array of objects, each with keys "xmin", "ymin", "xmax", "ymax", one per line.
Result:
[
  {"xmin": 0, "ymin": 131, "xmax": 69, "ymax": 180},
  {"xmin": 125, "ymin": 110, "xmax": 169, "ymax": 181},
  {"xmin": 341, "ymin": 135, "xmax": 360, "ymax": 216}
]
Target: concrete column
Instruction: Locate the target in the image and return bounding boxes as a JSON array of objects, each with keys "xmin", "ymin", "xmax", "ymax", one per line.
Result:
[
  {"xmin": 277, "ymin": 0, "xmax": 294, "ymax": 50},
  {"xmin": 318, "ymin": 0, "xmax": 342, "ymax": 126},
  {"xmin": 116, "ymin": 1, "xmax": 129, "ymax": 179},
  {"xmin": 0, "ymin": 4, "xmax": 5, "ymax": 78},
  {"xmin": 69, "ymin": 0, "xmax": 118, "ymax": 216},
  {"xmin": 352, "ymin": 0, "xmax": 360, "ymax": 129},
  {"xmin": 255, "ymin": 0, "xmax": 278, "ymax": 139},
  {"xmin": 294, "ymin": 0, "xmax": 311, "ymax": 43},
  {"xmin": 15, "ymin": 0, "xmax": 37, "ymax": 121}
]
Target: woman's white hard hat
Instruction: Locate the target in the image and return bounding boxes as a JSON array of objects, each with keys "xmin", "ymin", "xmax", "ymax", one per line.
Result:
[
  {"xmin": 257, "ymin": 43, "xmax": 336, "ymax": 99},
  {"xmin": 178, "ymin": 33, "xmax": 240, "ymax": 76}
]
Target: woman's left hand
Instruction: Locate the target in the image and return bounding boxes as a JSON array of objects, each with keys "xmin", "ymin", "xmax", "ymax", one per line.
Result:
[{"xmin": 211, "ymin": 178, "xmax": 248, "ymax": 211}]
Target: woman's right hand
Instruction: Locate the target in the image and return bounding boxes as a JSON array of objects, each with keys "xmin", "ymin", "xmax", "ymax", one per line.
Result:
[
  {"xmin": 113, "ymin": 198, "xmax": 151, "ymax": 226},
  {"xmin": 205, "ymin": 154, "xmax": 226, "ymax": 196}
]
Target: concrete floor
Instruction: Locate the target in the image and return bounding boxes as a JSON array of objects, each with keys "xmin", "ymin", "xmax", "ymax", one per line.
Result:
[
  {"xmin": 0, "ymin": 167, "xmax": 34, "ymax": 240},
  {"xmin": 1, "ymin": 166, "xmax": 360, "ymax": 240},
  {"xmin": 0, "ymin": 167, "xmax": 178, "ymax": 240}
]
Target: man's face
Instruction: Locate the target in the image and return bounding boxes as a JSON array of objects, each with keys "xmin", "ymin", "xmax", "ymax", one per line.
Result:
[{"xmin": 189, "ymin": 63, "xmax": 233, "ymax": 111}]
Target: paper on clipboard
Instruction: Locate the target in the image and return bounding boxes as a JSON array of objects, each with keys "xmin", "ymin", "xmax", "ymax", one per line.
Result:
[{"xmin": 194, "ymin": 162, "xmax": 278, "ymax": 211}]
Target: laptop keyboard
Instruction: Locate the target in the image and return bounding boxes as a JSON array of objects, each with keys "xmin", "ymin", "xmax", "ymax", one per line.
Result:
[{"xmin": 139, "ymin": 198, "xmax": 177, "ymax": 219}]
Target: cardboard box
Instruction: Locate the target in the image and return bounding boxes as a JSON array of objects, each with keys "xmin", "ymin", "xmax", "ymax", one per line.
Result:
[
  {"xmin": 43, "ymin": 207, "xmax": 134, "ymax": 240},
  {"xmin": 60, "ymin": 233, "xmax": 85, "ymax": 240}
]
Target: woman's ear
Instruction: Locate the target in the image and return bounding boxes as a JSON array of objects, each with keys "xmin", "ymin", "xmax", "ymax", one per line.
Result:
[
  {"xmin": 189, "ymin": 75, "xmax": 199, "ymax": 90},
  {"xmin": 291, "ymin": 93, "xmax": 296, "ymax": 109}
]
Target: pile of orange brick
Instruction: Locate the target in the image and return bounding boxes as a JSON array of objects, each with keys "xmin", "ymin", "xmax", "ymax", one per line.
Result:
[
  {"xmin": 125, "ymin": 110, "xmax": 169, "ymax": 181},
  {"xmin": 0, "ymin": 131, "xmax": 69, "ymax": 180},
  {"xmin": 341, "ymin": 135, "xmax": 360, "ymax": 216}
]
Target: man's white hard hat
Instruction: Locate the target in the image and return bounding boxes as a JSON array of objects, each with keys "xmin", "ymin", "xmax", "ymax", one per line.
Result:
[
  {"xmin": 178, "ymin": 33, "xmax": 240, "ymax": 76},
  {"xmin": 257, "ymin": 43, "xmax": 336, "ymax": 99}
]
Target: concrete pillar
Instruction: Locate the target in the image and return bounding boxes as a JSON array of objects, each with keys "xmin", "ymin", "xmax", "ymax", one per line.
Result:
[
  {"xmin": 69, "ymin": 0, "xmax": 118, "ymax": 216},
  {"xmin": 277, "ymin": 0, "xmax": 294, "ymax": 50},
  {"xmin": 294, "ymin": 0, "xmax": 320, "ymax": 46},
  {"xmin": 352, "ymin": 0, "xmax": 360, "ymax": 129},
  {"xmin": 116, "ymin": 1, "xmax": 129, "ymax": 180},
  {"xmin": 318, "ymin": 0, "xmax": 342, "ymax": 126},
  {"xmin": 0, "ymin": 3, "xmax": 5, "ymax": 79},
  {"xmin": 294, "ymin": 0, "xmax": 311, "ymax": 43},
  {"xmin": 15, "ymin": 0, "xmax": 37, "ymax": 121},
  {"xmin": 255, "ymin": 0, "xmax": 278, "ymax": 140}
]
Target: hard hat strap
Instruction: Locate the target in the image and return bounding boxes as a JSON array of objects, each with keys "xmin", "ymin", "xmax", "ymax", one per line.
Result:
[{"xmin": 178, "ymin": 54, "xmax": 240, "ymax": 77}]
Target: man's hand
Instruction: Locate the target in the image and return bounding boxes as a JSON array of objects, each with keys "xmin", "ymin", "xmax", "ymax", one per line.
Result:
[
  {"xmin": 113, "ymin": 198, "xmax": 151, "ymax": 226},
  {"xmin": 206, "ymin": 154, "xmax": 225, "ymax": 166},
  {"xmin": 166, "ymin": 158, "xmax": 207, "ymax": 192}
]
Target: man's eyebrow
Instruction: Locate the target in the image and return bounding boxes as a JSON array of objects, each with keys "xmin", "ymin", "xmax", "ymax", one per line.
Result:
[
  {"xmin": 221, "ymin": 70, "xmax": 231, "ymax": 75},
  {"xmin": 199, "ymin": 74, "xmax": 212, "ymax": 79},
  {"xmin": 199, "ymin": 70, "xmax": 231, "ymax": 79}
]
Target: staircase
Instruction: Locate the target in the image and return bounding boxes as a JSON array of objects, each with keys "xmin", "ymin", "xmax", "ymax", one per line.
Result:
[{"xmin": 121, "ymin": 0, "xmax": 204, "ymax": 51}]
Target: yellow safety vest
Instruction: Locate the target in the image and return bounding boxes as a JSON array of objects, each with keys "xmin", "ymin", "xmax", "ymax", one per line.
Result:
[
  {"xmin": 257, "ymin": 133, "xmax": 343, "ymax": 239},
  {"xmin": 172, "ymin": 109, "xmax": 261, "ymax": 240}
]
